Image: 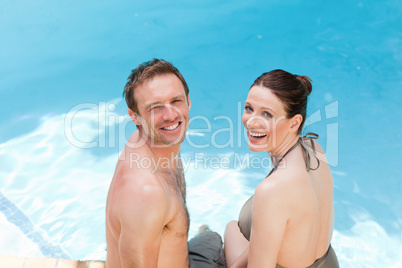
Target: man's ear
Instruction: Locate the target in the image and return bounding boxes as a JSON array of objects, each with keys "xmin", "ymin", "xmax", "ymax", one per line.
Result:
[
  {"xmin": 128, "ymin": 109, "xmax": 141, "ymax": 126},
  {"xmin": 289, "ymin": 114, "xmax": 303, "ymax": 133},
  {"xmin": 187, "ymin": 94, "xmax": 191, "ymax": 110}
]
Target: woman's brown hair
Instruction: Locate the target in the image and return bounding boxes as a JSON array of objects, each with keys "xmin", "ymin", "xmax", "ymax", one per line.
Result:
[{"xmin": 251, "ymin": 69, "xmax": 312, "ymax": 134}]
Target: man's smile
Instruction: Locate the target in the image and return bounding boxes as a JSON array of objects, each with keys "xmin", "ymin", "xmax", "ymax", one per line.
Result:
[{"xmin": 161, "ymin": 121, "xmax": 181, "ymax": 131}]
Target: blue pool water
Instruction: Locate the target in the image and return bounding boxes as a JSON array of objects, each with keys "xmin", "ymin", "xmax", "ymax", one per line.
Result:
[{"xmin": 1, "ymin": 0, "xmax": 401, "ymax": 266}]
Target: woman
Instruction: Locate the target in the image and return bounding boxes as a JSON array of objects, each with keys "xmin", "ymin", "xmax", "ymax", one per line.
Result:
[{"xmin": 224, "ymin": 70, "xmax": 339, "ymax": 268}]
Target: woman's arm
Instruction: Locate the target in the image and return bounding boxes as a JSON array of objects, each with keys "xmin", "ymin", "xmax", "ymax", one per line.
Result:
[
  {"xmin": 247, "ymin": 179, "xmax": 289, "ymax": 268},
  {"xmin": 224, "ymin": 220, "xmax": 249, "ymax": 268},
  {"xmin": 230, "ymin": 247, "xmax": 249, "ymax": 268}
]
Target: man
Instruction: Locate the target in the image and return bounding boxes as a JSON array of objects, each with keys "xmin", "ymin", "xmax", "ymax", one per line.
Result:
[{"xmin": 106, "ymin": 59, "xmax": 224, "ymax": 267}]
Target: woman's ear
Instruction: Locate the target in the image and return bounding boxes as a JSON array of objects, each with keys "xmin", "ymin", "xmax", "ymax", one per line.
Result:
[
  {"xmin": 289, "ymin": 114, "xmax": 303, "ymax": 133},
  {"xmin": 128, "ymin": 109, "xmax": 141, "ymax": 126}
]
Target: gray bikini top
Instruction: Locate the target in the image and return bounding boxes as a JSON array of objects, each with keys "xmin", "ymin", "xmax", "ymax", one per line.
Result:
[{"xmin": 238, "ymin": 133, "xmax": 320, "ymax": 241}]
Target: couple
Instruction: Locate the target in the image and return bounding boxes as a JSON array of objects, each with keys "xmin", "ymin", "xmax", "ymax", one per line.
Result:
[{"xmin": 105, "ymin": 59, "xmax": 339, "ymax": 268}]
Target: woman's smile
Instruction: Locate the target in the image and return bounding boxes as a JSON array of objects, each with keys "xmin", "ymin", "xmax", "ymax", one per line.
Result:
[{"xmin": 247, "ymin": 130, "xmax": 268, "ymax": 143}]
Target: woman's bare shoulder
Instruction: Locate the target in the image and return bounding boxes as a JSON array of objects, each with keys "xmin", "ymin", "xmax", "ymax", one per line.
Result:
[
  {"xmin": 254, "ymin": 171, "xmax": 296, "ymax": 206},
  {"xmin": 254, "ymin": 167, "xmax": 314, "ymax": 213}
]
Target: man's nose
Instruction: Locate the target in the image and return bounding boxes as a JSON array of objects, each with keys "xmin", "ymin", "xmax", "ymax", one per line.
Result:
[{"xmin": 162, "ymin": 105, "xmax": 179, "ymax": 121}]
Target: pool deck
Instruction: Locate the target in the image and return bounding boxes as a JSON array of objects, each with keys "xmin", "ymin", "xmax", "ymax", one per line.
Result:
[{"xmin": 0, "ymin": 256, "xmax": 105, "ymax": 268}]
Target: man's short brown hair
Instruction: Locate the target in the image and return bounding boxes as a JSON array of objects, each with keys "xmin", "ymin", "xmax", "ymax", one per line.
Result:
[{"xmin": 123, "ymin": 59, "xmax": 189, "ymax": 113}]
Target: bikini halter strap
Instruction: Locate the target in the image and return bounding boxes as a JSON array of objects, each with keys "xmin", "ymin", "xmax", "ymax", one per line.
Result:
[
  {"xmin": 268, "ymin": 132, "xmax": 320, "ymax": 176},
  {"xmin": 300, "ymin": 132, "xmax": 320, "ymax": 172}
]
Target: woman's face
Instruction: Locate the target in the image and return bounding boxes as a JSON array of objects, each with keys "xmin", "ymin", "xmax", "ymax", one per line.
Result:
[{"xmin": 242, "ymin": 85, "xmax": 293, "ymax": 153}]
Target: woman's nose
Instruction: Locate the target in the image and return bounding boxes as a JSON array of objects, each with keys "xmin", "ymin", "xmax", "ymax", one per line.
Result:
[{"xmin": 246, "ymin": 115, "xmax": 264, "ymax": 129}]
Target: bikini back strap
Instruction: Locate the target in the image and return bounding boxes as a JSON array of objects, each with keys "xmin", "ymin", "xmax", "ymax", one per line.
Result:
[{"xmin": 300, "ymin": 132, "xmax": 320, "ymax": 172}]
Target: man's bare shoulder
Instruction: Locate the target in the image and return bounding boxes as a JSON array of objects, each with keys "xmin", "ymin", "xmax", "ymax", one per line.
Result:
[
  {"xmin": 109, "ymin": 145, "xmax": 170, "ymax": 215},
  {"xmin": 107, "ymin": 168, "xmax": 169, "ymax": 238},
  {"xmin": 115, "ymin": 135, "xmax": 160, "ymax": 187},
  {"xmin": 113, "ymin": 162, "xmax": 167, "ymax": 205}
]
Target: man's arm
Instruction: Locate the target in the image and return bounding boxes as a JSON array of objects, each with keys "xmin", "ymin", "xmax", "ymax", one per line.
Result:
[{"xmin": 117, "ymin": 174, "xmax": 168, "ymax": 267}]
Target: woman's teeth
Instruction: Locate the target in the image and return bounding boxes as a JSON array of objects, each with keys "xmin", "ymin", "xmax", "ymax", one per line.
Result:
[
  {"xmin": 250, "ymin": 131, "xmax": 266, "ymax": 138},
  {"xmin": 163, "ymin": 122, "xmax": 179, "ymax": 130}
]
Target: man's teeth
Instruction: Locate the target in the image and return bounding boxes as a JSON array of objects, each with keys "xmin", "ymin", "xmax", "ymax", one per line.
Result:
[
  {"xmin": 163, "ymin": 123, "xmax": 179, "ymax": 130},
  {"xmin": 250, "ymin": 132, "xmax": 266, "ymax": 137}
]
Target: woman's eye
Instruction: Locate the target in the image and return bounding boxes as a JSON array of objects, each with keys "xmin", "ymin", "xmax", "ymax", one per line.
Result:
[
  {"xmin": 263, "ymin": 111, "xmax": 272, "ymax": 117},
  {"xmin": 245, "ymin": 106, "xmax": 252, "ymax": 112}
]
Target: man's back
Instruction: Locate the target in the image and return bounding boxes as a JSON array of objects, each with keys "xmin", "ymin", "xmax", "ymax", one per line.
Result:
[{"xmin": 106, "ymin": 134, "xmax": 190, "ymax": 267}]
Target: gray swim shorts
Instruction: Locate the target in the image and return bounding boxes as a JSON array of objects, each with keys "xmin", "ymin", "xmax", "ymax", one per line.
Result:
[{"xmin": 188, "ymin": 231, "xmax": 226, "ymax": 268}]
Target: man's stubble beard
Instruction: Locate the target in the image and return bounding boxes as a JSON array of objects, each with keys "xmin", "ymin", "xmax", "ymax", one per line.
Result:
[{"xmin": 144, "ymin": 119, "xmax": 189, "ymax": 149}]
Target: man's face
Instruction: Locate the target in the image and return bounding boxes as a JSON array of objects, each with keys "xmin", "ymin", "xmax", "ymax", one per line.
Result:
[{"xmin": 133, "ymin": 73, "xmax": 191, "ymax": 147}]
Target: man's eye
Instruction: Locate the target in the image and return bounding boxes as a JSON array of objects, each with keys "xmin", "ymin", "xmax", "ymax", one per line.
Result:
[{"xmin": 150, "ymin": 105, "xmax": 163, "ymax": 111}]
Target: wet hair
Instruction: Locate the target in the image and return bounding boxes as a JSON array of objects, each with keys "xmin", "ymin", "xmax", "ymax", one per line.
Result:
[
  {"xmin": 251, "ymin": 69, "xmax": 312, "ymax": 134},
  {"xmin": 123, "ymin": 58, "xmax": 189, "ymax": 113}
]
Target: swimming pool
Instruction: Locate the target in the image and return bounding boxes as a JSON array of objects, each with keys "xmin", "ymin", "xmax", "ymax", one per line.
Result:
[{"xmin": 1, "ymin": 0, "xmax": 401, "ymax": 266}]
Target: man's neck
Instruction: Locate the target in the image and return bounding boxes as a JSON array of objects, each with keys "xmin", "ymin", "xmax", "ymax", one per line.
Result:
[
  {"xmin": 126, "ymin": 129, "xmax": 181, "ymax": 166},
  {"xmin": 138, "ymin": 132, "xmax": 181, "ymax": 171},
  {"xmin": 148, "ymin": 142, "xmax": 180, "ymax": 162}
]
